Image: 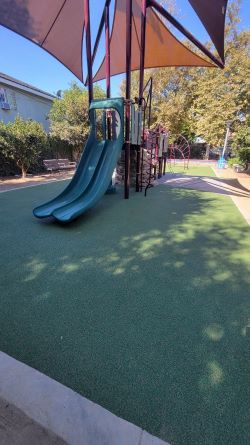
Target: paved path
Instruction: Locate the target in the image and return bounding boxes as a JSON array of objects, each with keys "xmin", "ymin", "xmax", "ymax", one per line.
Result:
[
  {"xmin": 0, "ymin": 352, "xmax": 170, "ymax": 445},
  {"xmin": 156, "ymin": 168, "xmax": 250, "ymax": 225},
  {"xmin": 0, "ymin": 397, "xmax": 67, "ymax": 445},
  {"xmin": 0, "ymin": 172, "xmax": 73, "ymax": 193},
  {"xmin": 213, "ymin": 166, "xmax": 250, "ymax": 225}
]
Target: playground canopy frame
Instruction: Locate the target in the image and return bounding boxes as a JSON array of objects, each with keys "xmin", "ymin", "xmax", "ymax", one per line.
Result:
[{"xmin": 88, "ymin": 0, "xmax": 227, "ymax": 198}]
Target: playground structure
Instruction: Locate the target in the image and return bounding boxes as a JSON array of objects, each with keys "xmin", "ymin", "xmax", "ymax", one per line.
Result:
[
  {"xmin": 139, "ymin": 126, "xmax": 191, "ymax": 196},
  {"xmin": 33, "ymin": 98, "xmax": 124, "ymax": 221},
  {"xmin": 0, "ymin": 0, "xmax": 228, "ymax": 222},
  {"xmin": 168, "ymin": 135, "xmax": 191, "ymax": 172}
]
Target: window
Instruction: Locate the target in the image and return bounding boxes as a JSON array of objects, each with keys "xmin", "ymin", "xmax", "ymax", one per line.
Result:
[
  {"xmin": 0, "ymin": 88, "xmax": 7, "ymax": 103},
  {"xmin": 0, "ymin": 88, "xmax": 10, "ymax": 110}
]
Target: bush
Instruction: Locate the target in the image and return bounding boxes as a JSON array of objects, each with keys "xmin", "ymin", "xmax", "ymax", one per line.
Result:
[
  {"xmin": 189, "ymin": 143, "xmax": 207, "ymax": 159},
  {"xmin": 0, "ymin": 116, "xmax": 47, "ymax": 178},
  {"xmin": 238, "ymin": 147, "xmax": 250, "ymax": 166},
  {"xmin": 47, "ymin": 136, "xmax": 75, "ymax": 161},
  {"xmin": 0, "ymin": 152, "xmax": 19, "ymax": 177},
  {"xmin": 229, "ymin": 148, "xmax": 250, "ymax": 168},
  {"xmin": 228, "ymin": 156, "xmax": 241, "ymax": 167}
]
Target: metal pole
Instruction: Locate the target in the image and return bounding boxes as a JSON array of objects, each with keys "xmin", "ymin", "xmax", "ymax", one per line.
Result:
[
  {"xmin": 148, "ymin": 77, "xmax": 153, "ymax": 127},
  {"xmin": 105, "ymin": 3, "xmax": 111, "ymax": 98},
  {"xmin": 139, "ymin": 0, "xmax": 147, "ymax": 101},
  {"xmin": 148, "ymin": 0, "xmax": 224, "ymax": 69},
  {"xmin": 84, "ymin": 0, "xmax": 93, "ymax": 104},
  {"xmin": 124, "ymin": 0, "xmax": 132, "ymax": 199},
  {"xmin": 222, "ymin": 122, "xmax": 231, "ymax": 158},
  {"xmin": 136, "ymin": 0, "xmax": 147, "ymax": 192},
  {"xmin": 92, "ymin": 0, "xmax": 111, "ymax": 65},
  {"xmin": 105, "ymin": 2, "xmax": 111, "ymax": 141},
  {"xmin": 85, "ymin": 0, "xmax": 112, "ymax": 86}
]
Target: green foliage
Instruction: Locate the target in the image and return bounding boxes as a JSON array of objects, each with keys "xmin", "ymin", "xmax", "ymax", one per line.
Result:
[
  {"xmin": 231, "ymin": 115, "xmax": 250, "ymax": 150},
  {"xmin": 238, "ymin": 147, "xmax": 250, "ymax": 166},
  {"xmin": 229, "ymin": 115, "xmax": 250, "ymax": 168},
  {"xmin": 47, "ymin": 135, "xmax": 74, "ymax": 160},
  {"xmin": 188, "ymin": 1, "xmax": 249, "ymax": 146},
  {"xmin": 49, "ymin": 82, "xmax": 105, "ymax": 158},
  {"xmin": 191, "ymin": 28, "xmax": 250, "ymax": 146},
  {"xmin": 0, "ymin": 116, "xmax": 46, "ymax": 177},
  {"xmin": 189, "ymin": 143, "xmax": 207, "ymax": 159},
  {"xmin": 228, "ymin": 156, "xmax": 241, "ymax": 167},
  {"xmin": 228, "ymin": 148, "xmax": 250, "ymax": 168}
]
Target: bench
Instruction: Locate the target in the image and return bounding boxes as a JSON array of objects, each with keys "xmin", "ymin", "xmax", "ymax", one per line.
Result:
[
  {"xmin": 233, "ymin": 163, "xmax": 250, "ymax": 173},
  {"xmin": 43, "ymin": 159, "xmax": 76, "ymax": 173}
]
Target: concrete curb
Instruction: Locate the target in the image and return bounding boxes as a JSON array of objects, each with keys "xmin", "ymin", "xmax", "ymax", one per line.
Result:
[{"xmin": 0, "ymin": 352, "xmax": 170, "ymax": 445}]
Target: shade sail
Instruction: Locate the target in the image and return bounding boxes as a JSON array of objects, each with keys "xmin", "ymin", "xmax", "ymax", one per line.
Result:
[
  {"xmin": 0, "ymin": 0, "xmax": 84, "ymax": 81},
  {"xmin": 188, "ymin": 0, "xmax": 228, "ymax": 63},
  {"xmin": 93, "ymin": 0, "xmax": 214, "ymax": 83}
]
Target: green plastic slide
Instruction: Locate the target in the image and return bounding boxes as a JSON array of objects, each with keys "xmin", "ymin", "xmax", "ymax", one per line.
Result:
[{"xmin": 33, "ymin": 97, "xmax": 124, "ymax": 223}]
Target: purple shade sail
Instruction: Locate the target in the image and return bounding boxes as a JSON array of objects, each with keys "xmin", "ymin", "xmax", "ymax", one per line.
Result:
[
  {"xmin": 0, "ymin": 0, "xmax": 85, "ymax": 81},
  {"xmin": 188, "ymin": 0, "xmax": 228, "ymax": 63}
]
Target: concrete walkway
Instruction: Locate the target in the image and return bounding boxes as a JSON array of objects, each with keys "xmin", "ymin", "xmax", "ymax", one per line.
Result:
[
  {"xmin": 0, "ymin": 172, "xmax": 73, "ymax": 193},
  {"xmin": 156, "ymin": 168, "xmax": 250, "ymax": 225},
  {"xmin": 0, "ymin": 397, "xmax": 67, "ymax": 445},
  {"xmin": 0, "ymin": 352, "xmax": 170, "ymax": 445},
  {"xmin": 213, "ymin": 166, "xmax": 250, "ymax": 225}
]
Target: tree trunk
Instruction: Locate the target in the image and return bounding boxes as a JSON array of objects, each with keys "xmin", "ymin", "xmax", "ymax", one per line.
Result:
[
  {"xmin": 21, "ymin": 167, "xmax": 27, "ymax": 178},
  {"xmin": 205, "ymin": 144, "xmax": 210, "ymax": 160}
]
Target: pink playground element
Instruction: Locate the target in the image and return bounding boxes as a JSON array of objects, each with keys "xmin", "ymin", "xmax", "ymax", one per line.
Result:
[{"xmin": 168, "ymin": 135, "xmax": 191, "ymax": 171}]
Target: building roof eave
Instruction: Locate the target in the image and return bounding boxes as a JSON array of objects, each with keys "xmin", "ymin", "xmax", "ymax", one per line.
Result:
[{"xmin": 0, "ymin": 73, "xmax": 56, "ymax": 102}]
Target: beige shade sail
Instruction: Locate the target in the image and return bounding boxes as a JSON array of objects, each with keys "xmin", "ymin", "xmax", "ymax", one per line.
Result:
[
  {"xmin": 188, "ymin": 0, "xmax": 228, "ymax": 63},
  {"xmin": 0, "ymin": 0, "xmax": 85, "ymax": 81},
  {"xmin": 93, "ymin": 0, "xmax": 214, "ymax": 83}
]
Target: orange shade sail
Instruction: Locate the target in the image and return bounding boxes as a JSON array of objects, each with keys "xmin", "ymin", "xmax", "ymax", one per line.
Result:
[
  {"xmin": 93, "ymin": 0, "xmax": 214, "ymax": 83},
  {"xmin": 0, "ymin": 0, "xmax": 85, "ymax": 81}
]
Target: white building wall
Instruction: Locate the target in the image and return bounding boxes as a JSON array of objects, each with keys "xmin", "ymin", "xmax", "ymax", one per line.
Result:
[{"xmin": 0, "ymin": 84, "xmax": 53, "ymax": 132}]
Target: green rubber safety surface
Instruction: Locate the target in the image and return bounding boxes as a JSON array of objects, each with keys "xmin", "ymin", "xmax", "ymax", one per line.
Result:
[
  {"xmin": 166, "ymin": 165, "xmax": 216, "ymax": 177},
  {"xmin": 0, "ymin": 168, "xmax": 249, "ymax": 445}
]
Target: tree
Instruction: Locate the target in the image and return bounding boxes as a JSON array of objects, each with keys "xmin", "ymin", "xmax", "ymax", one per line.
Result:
[
  {"xmin": 190, "ymin": 0, "xmax": 250, "ymax": 147},
  {"xmin": 151, "ymin": 66, "xmax": 198, "ymax": 140},
  {"xmin": 49, "ymin": 82, "xmax": 105, "ymax": 159},
  {"xmin": 231, "ymin": 115, "xmax": 250, "ymax": 150},
  {"xmin": 229, "ymin": 114, "xmax": 250, "ymax": 167},
  {"xmin": 0, "ymin": 116, "xmax": 47, "ymax": 178}
]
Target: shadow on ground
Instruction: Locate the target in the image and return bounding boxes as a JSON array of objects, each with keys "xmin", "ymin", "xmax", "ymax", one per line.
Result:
[
  {"xmin": 157, "ymin": 173, "xmax": 250, "ymax": 198},
  {"xmin": 0, "ymin": 180, "xmax": 249, "ymax": 445}
]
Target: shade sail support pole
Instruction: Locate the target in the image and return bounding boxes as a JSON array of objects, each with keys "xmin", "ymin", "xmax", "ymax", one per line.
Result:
[
  {"xmin": 124, "ymin": 0, "xmax": 132, "ymax": 199},
  {"xmin": 105, "ymin": 3, "xmax": 111, "ymax": 98},
  {"xmin": 84, "ymin": 0, "xmax": 93, "ymax": 103},
  {"xmin": 148, "ymin": 77, "xmax": 153, "ymax": 127},
  {"xmin": 148, "ymin": 0, "xmax": 224, "ymax": 69},
  {"xmin": 105, "ymin": 2, "xmax": 112, "ymax": 143},
  {"xmin": 91, "ymin": 0, "xmax": 112, "ymax": 69},
  {"xmin": 139, "ymin": 0, "xmax": 147, "ymax": 101},
  {"xmin": 136, "ymin": 0, "xmax": 147, "ymax": 192}
]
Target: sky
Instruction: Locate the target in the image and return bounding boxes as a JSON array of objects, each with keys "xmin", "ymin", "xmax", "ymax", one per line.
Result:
[{"xmin": 0, "ymin": 0, "xmax": 249, "ymax": 97}]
